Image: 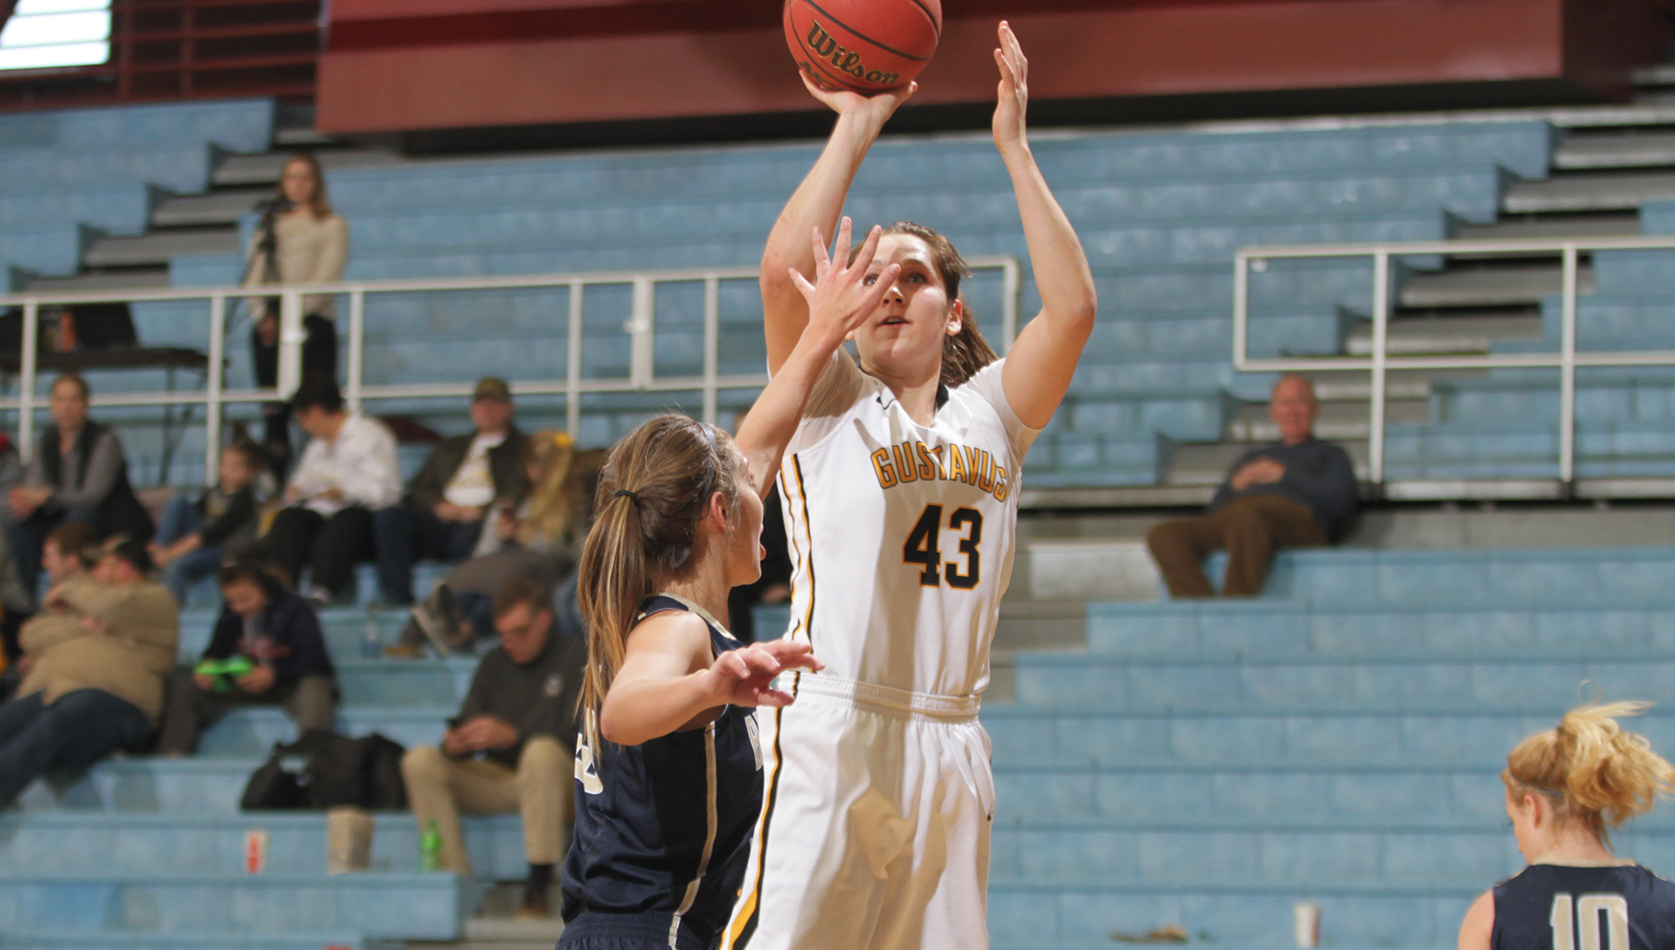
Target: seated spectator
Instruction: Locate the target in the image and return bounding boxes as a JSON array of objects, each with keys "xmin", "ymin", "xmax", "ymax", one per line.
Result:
[
  {"xmin": 8, "ymin": 374, "xmax": 154, "ymax": 598},
  {"xmin": 373, "ymin": 377, "xmax": 529, "ymax": 606},
  {"xmin": 256, "ymin": 376, "xmax": 401, "ymax": 602},
  {"xmin": 156, "ymin": 559, "xmax": 336, "ymax": 756},
  {"xmin": 396, "ymin": 432, "xmax": 600, "ymax": 655},
  {"xmin": 1147, "ymin": 375, "xmax": 1358, "ymax": 598},
  {"xmin": 150, "ymin": 441, "xmax": 265, "ymax": 606},
  {"xmin": 400, "ymin": 579, "xmax": 584, "ymax": 917},
  {"xmin": 0, "ymin": 537, "xmax": 177, "ymax": 807},
  {"xmin": 1, "ymin": 522, "xmax": 95, "ymax": 690}
]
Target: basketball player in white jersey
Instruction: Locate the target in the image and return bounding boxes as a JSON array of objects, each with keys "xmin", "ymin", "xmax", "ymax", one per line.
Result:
[{"xmin": 724, "ymin": 23, "xmax": 1097, "ymax": 950}]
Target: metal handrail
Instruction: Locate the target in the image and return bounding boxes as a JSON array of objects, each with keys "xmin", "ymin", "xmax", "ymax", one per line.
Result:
[
  {"xmin": 1232, "ymin": 235, "xmax": 1675, "ymax": 487},
  {"xmin": 0, "ymin": 256, "xmax": 1021, "ymax": 484}
]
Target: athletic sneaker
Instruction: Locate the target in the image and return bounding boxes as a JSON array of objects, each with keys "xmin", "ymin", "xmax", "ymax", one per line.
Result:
[{"xmin": 410, "ymin": 582, "xmax": 460, "ymax": 657}]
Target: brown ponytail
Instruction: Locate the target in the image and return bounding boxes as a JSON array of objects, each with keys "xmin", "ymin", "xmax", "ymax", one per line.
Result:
[
  {"xmin": 1504, "ymin": 701, "xmax": 1675, "ymax": 842},
  {"xmin": 877, "ymin": 221, "xmax": 998, "ymax": 389},
  {"xmin": 575, "ymin": 415, "xmax": 741, "ymax": 752}
]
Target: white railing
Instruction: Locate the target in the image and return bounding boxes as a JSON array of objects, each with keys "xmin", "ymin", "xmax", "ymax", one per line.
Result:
[
  {"xmin": 0, "ymin": 257, "xmax": 1022, "ymax": 484},
  {"xmin": 1233, "ymin": 236, "xmax": 1675, "ymax": 489}
]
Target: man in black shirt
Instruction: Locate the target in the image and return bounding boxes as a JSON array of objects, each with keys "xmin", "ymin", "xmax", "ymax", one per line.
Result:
[
  {"xmin": 399, "ymin": 578, "xmax": 583, "ymax": 918},
  {"xmin": 1148, "ymin": 375, "xmax": 1358, "ymax": 597}
]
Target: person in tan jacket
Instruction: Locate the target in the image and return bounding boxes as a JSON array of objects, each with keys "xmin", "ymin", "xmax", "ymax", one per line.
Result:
[{"xmin": 0, "ymin": 537, "xmax": 177, "ymax": 807}]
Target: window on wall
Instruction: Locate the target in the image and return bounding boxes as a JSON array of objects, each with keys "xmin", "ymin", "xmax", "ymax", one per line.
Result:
[{"xmin": 0, "ymin": 0, "xmax": 112, "ymax": 71}]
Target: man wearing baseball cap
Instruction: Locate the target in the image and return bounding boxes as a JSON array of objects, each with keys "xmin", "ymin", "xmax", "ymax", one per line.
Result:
[{"xmin": 373, "ymin": 378, "xmax": 530, "ymax": 606}]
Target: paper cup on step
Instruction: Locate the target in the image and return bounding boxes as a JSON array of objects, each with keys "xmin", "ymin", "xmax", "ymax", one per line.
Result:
[
  {"xmin": 243, "ymin": 829, "xmax": 268, "ymax": 874},
  {"xmin": 326, "ymin": 806, "xmax": 374, "ymax": 874},
  {"xmin": 1293, "ymin": 901, "xmax": 1321, "ymax": 949}
]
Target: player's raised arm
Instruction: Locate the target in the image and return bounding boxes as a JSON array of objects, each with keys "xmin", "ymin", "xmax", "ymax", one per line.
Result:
[
  {"xmin": 740, "ymin": 218, "xmax": 898, "ymax": 497},
  {"xmin": 990, "ymin": 21, "xmax": 1098, "ymax": 429},
  {"xmin": 600, "ymin": 611, "xmax": 822, "ymax": 747},
  {"xmin": 762, "ymin": 78, "xmax": 915, "ymax": 374}
]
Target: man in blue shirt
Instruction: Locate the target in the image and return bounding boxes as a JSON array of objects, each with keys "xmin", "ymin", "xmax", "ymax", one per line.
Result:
[{"xmin": 1148, "ymin": 375, "xmax": 1358, "ymax": 597}]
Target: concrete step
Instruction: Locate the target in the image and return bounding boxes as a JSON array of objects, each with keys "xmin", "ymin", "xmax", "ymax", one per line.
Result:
[
  {"xmin": 1502, "ymin": 171, "xmax": 1675, "ymax": 213},
  {"xmin": 1451, "ymin": 213, "xmax": 1639, "ymax": 242},
  {"xmin": 83, "ymin": 228, "xmax": 238, "ymax": 268},
  {"xmin": 0, "ymin": 930, "xmax": 376, "ymax": 950},
  {"xmin": 0, "ymin": 870, "xmax": 474, "ymax": 939},
  {"xmin": 0, "ymin": 811, "xmax": 528, "ymax": 880},
  {"xmin": 1226, "ymin": 399, "xmax": 1427, "ymax": 442},
  {"xmin": 1397, "ymin": 265, "xmax": 1588, "ymax": 309},
  {"xmin": 1345, "ymin": 313, "xmax": 1544, "ymax": 354},
  {"xmin": 1552, "ymin": 131, "xmax": 1675, "ymax": 170},
  {"xmin": 150, "ymin": 189, "xmax": 270, "ymax": 228},
  {"xmin": 1013, "ymin": 653, "xmax": 1675, "ymax": 713},
  {"xmin": 982, "ymin": 705, "xmax": 1675, "ymax": 768},
  {"xmin": 18, "ymin": 269, "xmax": 171, "ymax": 293},
  {"xmin": 1631, "ymin": 62, "xmax": 1675, "ymax": 88},
  {"xmin": 213, "ymin": 149, "xmax": 405, "ymax": 188},
  {"xmin": 1548, "ymin": 100, "xmax": 1675, "ymax": 127}
]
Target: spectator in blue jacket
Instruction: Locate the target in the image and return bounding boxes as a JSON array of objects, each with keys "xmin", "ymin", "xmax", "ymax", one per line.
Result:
[{"xmin": 156, "ymin": 559, "xmax": 336, "ymax": 755}]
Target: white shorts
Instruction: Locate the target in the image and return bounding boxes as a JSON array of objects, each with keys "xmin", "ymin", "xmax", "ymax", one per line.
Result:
[{"xmin": 722, "ymin": 673, "xmax": 995, "ymax": 950}]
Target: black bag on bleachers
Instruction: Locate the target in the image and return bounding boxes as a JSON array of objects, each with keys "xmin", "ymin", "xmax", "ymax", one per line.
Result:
[
  {"xmin": 239, "ymin": 746, "xmax": 309, "ymax": 810},
  {"xmin": 239, "ymin": 730, "xmax": 409, "ymax": 811}
]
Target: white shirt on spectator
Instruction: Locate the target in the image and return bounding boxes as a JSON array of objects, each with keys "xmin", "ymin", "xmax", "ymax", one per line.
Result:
[
  {"xmin": 443, "ymin": 431, "xmax": 505, "ymax": 509},
  {"xmin": 288, "ymin": 413, "xmax": 401, "ymax": 516}
]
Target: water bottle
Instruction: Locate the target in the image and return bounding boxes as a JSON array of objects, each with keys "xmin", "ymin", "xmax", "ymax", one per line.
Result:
[
  {"xmin": 419, "ymin": 819, "xmax": 442, "ymax": 872},
  {"xmin": 362, "ymin": 609, "xmax": 381, "ymax": 659}
]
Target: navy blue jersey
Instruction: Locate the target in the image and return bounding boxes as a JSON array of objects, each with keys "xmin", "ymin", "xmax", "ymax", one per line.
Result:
[
  {"xmin": 562, "ymin": 596, "xmax": 764, "ymax": 945},
  {"xmin": 1493, "ymin": 863, "xmax": 1675, "ymax": 950}
]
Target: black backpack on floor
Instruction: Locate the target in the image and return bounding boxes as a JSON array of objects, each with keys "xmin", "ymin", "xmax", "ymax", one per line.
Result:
[{"xmin": 240, "ymin": 729, "xmax": 409, "ymax": 811}]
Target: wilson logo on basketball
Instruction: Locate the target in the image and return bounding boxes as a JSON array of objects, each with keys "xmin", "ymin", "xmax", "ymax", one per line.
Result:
[{"xmin": 804, "ymin": 21, "xmax": 901, "ymax": 87}]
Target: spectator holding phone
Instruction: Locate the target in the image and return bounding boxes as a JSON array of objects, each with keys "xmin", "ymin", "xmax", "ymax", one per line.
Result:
[
  {"xmin": 400, "ymin": 579, "xmax": 584, "ymax": 918},
  {"xmin": 156, "ymin": 559, "xmax": 335, "ymax": 756}
]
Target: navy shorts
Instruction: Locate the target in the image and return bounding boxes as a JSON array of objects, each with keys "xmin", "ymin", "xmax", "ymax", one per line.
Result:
[{"xmin": 557, "ymin": 911, "xmax": 715, "ymax": 950}]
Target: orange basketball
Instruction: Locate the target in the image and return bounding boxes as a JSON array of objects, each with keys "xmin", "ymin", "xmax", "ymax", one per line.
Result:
[{"xmin": 783, "ymin": 0, "xmax": 941, "ymax": 96}]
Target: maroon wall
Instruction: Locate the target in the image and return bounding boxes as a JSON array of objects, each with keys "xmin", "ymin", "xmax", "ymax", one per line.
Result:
[{"xmin": 315, "ymin": 0, "xmax": 1672, "ymax": 135}]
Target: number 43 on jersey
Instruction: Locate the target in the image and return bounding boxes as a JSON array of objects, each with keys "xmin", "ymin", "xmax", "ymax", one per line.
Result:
[{"xmin": 904, "ymin": 505, "xmax": 983, "ymax": 590}]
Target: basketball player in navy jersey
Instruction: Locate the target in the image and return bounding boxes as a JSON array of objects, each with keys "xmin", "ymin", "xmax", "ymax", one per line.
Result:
[
  {"xmin": 1458, "ymin": 702, "xmax": 1675, "ymax": 950},
  {"xmin": 559, "ymin": 221, "xmax": 902, "ymax": 950}
]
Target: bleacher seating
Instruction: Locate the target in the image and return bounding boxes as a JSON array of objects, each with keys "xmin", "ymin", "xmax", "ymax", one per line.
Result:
[
  {"xmin": 0, "ymin": 100, "xmax": 272, "ymax": 291},
  {"xmin": 22, "ymin": 104, "xmax": 1550, "ymax": 488},
  {"xmin": 986, "ymin": 547, "xmax": 1675, "ymax": 949}
]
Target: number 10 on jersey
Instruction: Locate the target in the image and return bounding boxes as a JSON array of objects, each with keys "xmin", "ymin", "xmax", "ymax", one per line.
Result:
[
  {"xmin": 1552, "ymin": 893, "xmax": 1629, "ymax": 950},
  {"xmin": 904, "ymin": 505, "xmax": 983, "ymax": 589}
]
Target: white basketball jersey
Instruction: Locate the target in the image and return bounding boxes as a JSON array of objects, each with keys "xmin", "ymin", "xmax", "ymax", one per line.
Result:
[{"xmin": 775, "ymin": 352, "xmax": 1039, "ymax": 699}]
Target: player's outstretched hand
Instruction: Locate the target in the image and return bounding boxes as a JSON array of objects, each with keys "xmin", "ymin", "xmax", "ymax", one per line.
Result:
[
  {"xmin": 992, "ymin": 20, "xmax": 1030, "ymax": 152},
  {"xmin": 706, "ymin": 639, "xmax": 825, "ymax": 708},
  {"xmin": 790, "ymin": 217, "xmax": 899, "ymax": 342},
  {"xmin": 801, "ymin": 71, "xmax": 917, "ymax": 126}
]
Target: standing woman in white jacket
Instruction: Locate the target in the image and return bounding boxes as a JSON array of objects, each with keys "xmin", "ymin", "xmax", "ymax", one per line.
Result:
[{"xmin": 243, "ymin": 153, "xmax": 349, "ymax": 477}]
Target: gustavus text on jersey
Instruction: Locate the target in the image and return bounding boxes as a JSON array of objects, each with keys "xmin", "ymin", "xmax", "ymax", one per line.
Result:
[{"xmin": 869, "ymin": 440, "xmax": 1010, "ymax": 501}]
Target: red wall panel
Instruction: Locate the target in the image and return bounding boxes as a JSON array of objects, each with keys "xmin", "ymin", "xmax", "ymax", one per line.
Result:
[{"xmin": 316, "ymin": 0, "xmax": 1669, "ymax": 135}]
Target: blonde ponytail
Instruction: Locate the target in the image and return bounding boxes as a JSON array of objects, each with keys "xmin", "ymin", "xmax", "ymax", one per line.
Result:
[
  {"xmin": 1505, "ymin": 701, "xmax": 1675, "ymax": 840},
  {"xmin": 575, "ymin": 415, "xmax": 741, "ymax": 753}
]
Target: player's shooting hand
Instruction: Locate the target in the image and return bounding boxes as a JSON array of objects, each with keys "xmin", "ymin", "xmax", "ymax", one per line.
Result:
[
  {"xmin": 236, "ymin": 664, "xmax": 275, "ymax": 693},
  {"xmin": 790, "ymin": 218, "xmax": 899, "ymax": 343},
  {"xmin": 706, "ymin": 640, "xmax": 825, "ymax": 709},
  {"xmin": 193, "ymin": 671, "xmax": 218, "ymax": 691},
  {"xmin": 78, "ymin": 615, "xmax": 108, "ymax": 635},
  {"xmin": 800, "ymin": 72, "xmax": 916, "ymax": 127},
  {"xmin": 992, "ymin": 21, "xmax": 1030, "ymax": 153}
]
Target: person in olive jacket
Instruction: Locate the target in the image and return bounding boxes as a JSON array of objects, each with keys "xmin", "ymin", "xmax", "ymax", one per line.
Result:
[{"xmin": 373, "ymin": 378, "xmax": 530, "ymax": 605}]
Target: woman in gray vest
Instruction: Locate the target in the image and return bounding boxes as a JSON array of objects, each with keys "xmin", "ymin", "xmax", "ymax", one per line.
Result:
[{"xmin": 7, "ymin": 374, "xmax": 152, "ymax": 600}]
